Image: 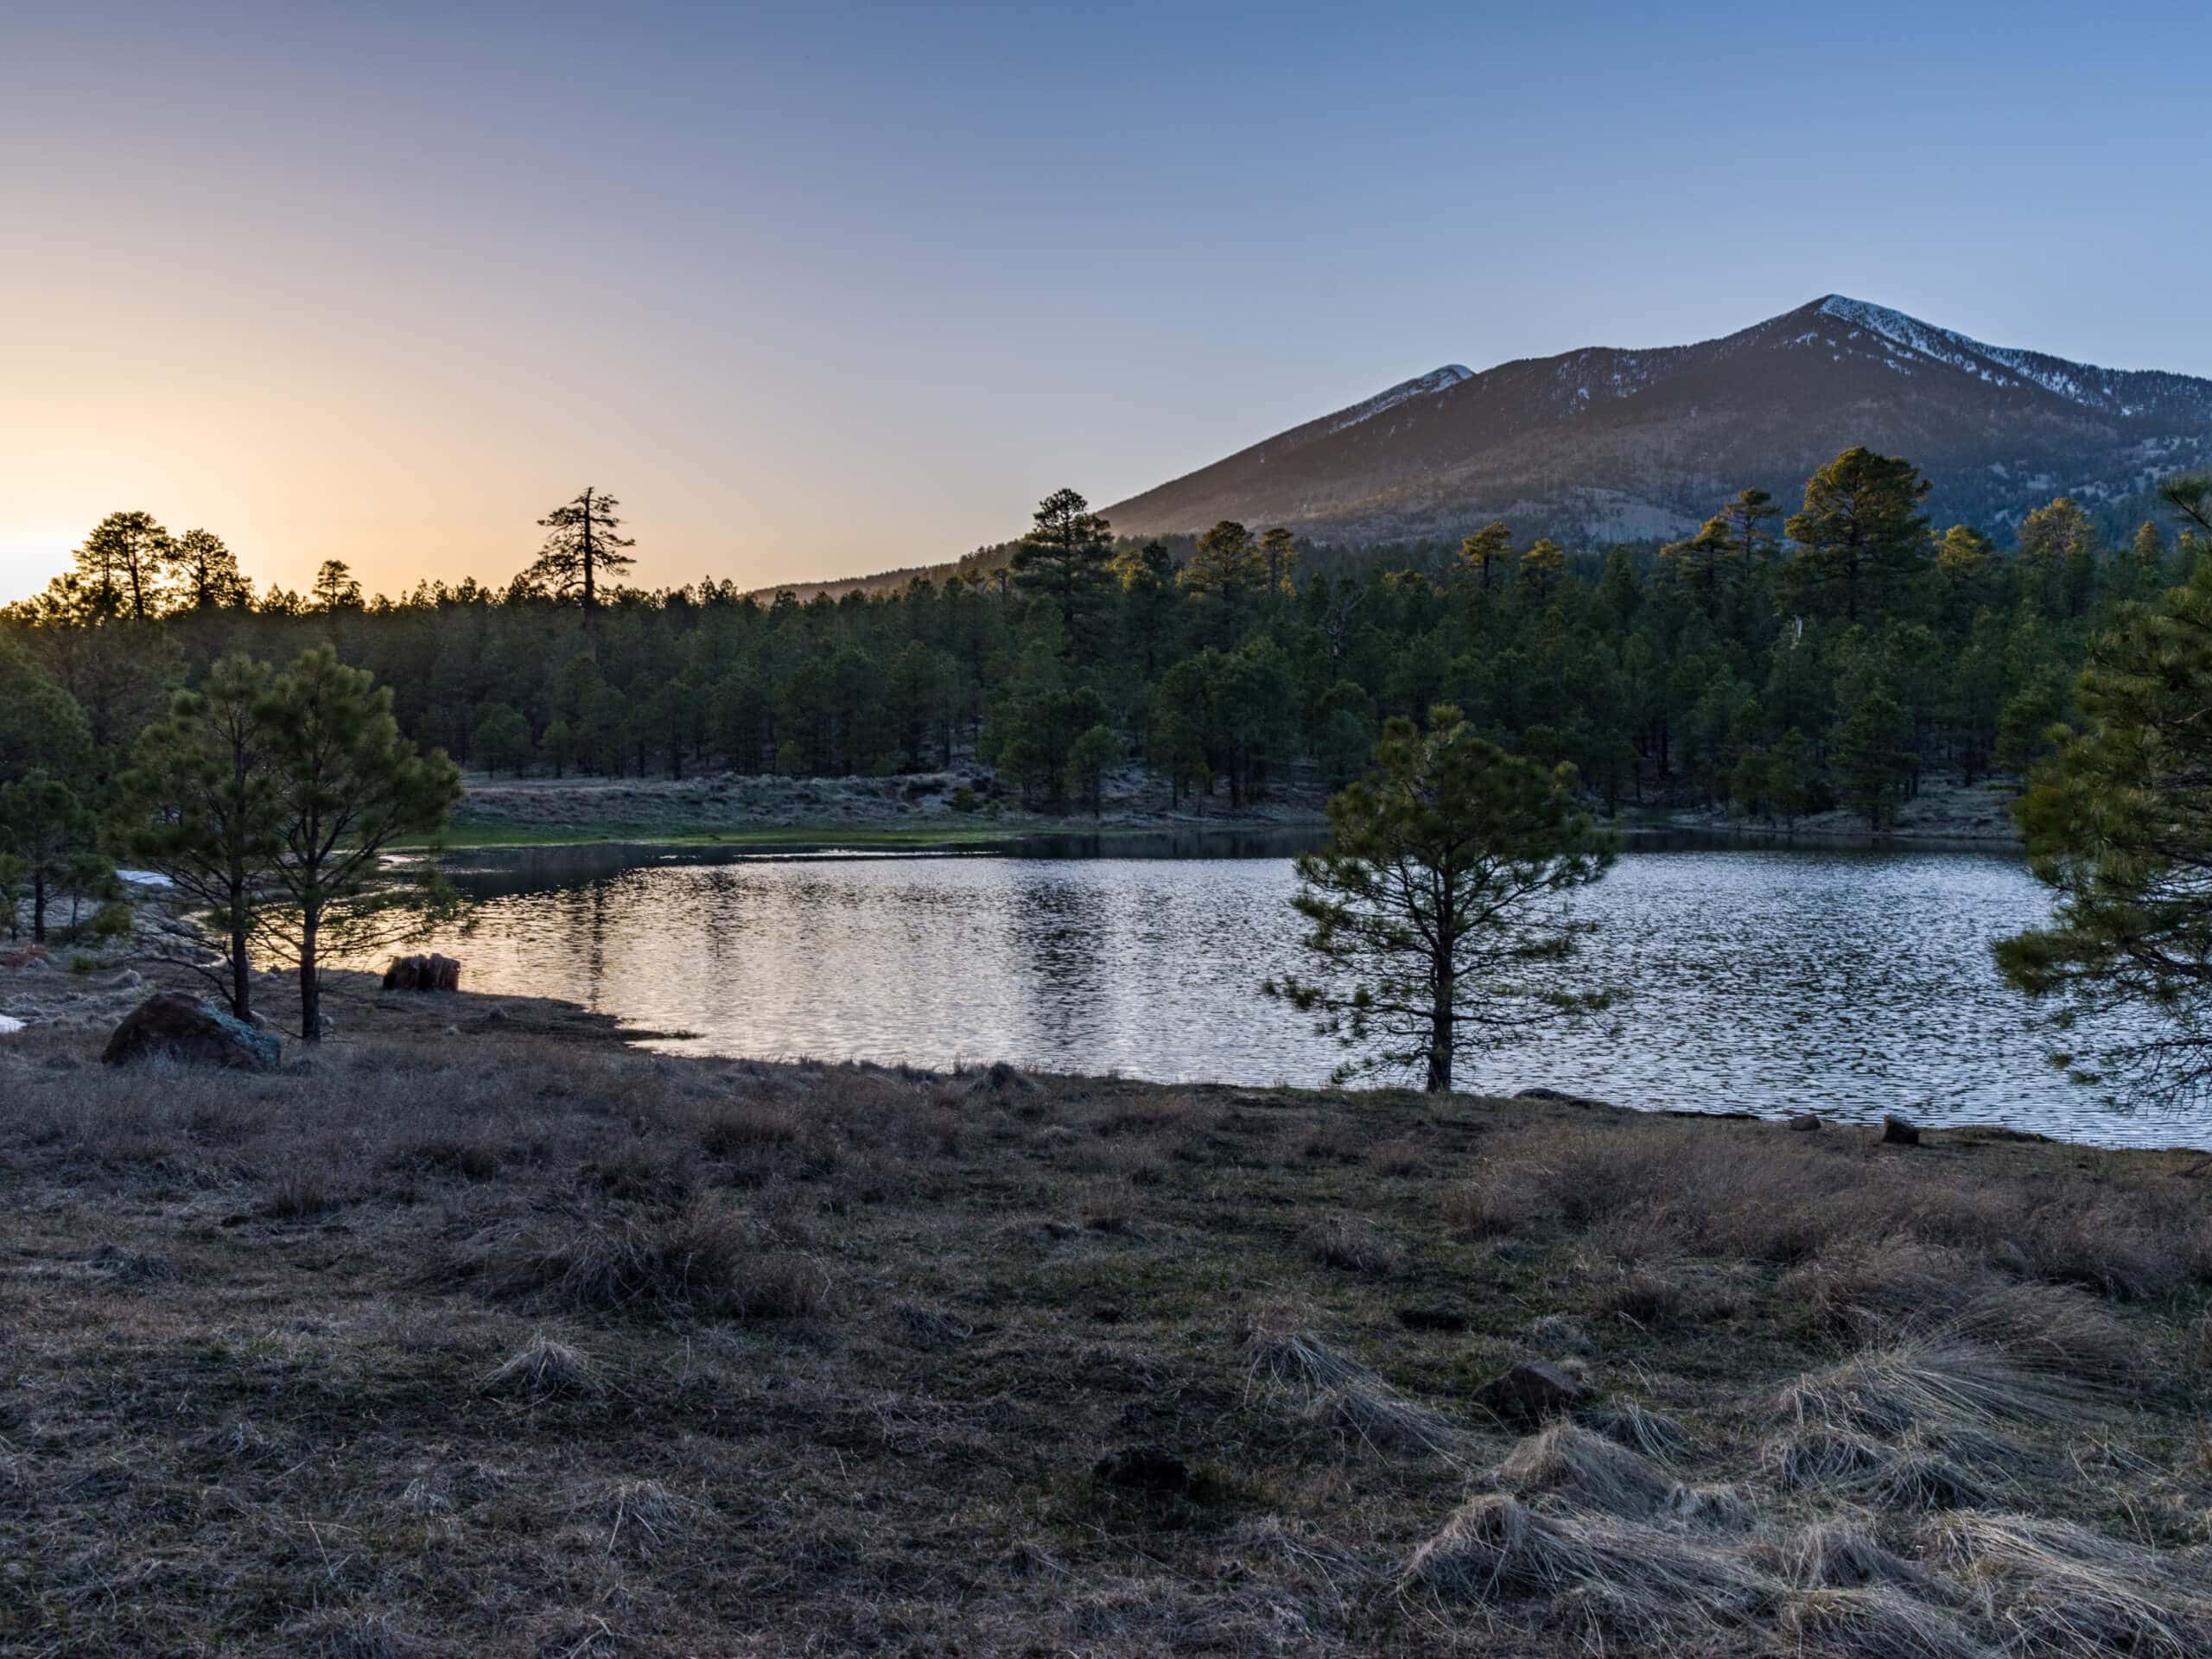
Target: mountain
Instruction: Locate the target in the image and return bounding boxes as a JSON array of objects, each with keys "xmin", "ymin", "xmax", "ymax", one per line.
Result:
[{"xmin": 1103, "ymin": 297, "xmax": 2212, "ymax": 546}]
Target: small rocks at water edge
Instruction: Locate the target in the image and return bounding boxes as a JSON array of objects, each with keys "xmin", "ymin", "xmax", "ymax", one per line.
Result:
[
  {"xmin": 1881, "ymin": 1113, "xmax": 1921, "ymax": 1146},
  {"xmin": 1787, "ymin": 1112, "xmax": 1821, "ymax": 1131},
  {"xmin": 103, "ymin": 992, "xmax": 283, "ymax": 1071}
]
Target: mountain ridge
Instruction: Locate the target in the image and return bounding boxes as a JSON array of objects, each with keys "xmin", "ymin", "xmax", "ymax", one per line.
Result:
[{"xmin": 1102, "ymin": 296, "xmax": 2212, "ymax": 546}]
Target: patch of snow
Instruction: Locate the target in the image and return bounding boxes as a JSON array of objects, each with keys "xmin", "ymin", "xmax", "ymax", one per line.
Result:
[
  {"xmin": 1326, "ymin": 365, "xmax": 1474, "ymax": 434},
  {"xmin": 116, "ymin": 869, "xmax": 174, "ymax": 888},
  {"xmin": 1815, "ymin": 295, "xmax": 2182, "ymax": 414},
  {"xmin": 0, "ymin": 1014, "xmax": 22, "ymax": 1034}
]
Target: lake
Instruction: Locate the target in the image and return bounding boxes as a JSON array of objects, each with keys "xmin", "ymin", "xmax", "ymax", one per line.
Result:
[{"xmin": 390, "ymin": 838, "xmax": 2197, "ymax": 1149}]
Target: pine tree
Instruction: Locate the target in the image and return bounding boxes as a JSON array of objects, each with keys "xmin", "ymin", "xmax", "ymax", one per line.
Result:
[
  {"xmin": 1064, "ymin": 723, "xmax": 1122, "ymax": 817},
  {"xmin": 1258, "ymin": 527, "xmax": 1299, "ymax": 597},
  {"xmin": 1179, "ymin": 520, "xmax": 1261, "ymax": 601},
  {"xmin": 1781, "ymin": 448, "xmax": 1932, "ymax": 624},
  {"xmin": 1009, "ymin": 488, "xmax": 1113, "ymax": 605},
  {"xmin": 1997, "ymin": 550, "xmax": 2212, "ymax": 1100},
  {"xmin": 1519, "ymin": 538, "xmax": 1566, "ymax": 601},
  {"xmin": 256, "ymin": 647, "xmax": 462, "ymax": 1039},
  {"xmin": 1834, "ymin": 686, "xmax": 1913, "ymax": 829},
  {"xmin": 116, "ymin": 657, "xmax": 283, "ymax": 1017},
  {"xmin": 1268, "ymin": 704, "xmax": 1615, "ymax": 1092},
  {"xmin": 1457, "ymin": 522, "xmax": 1512, "ymax": 592},
  {"xmin": 0, "ymin": 771, "xmax": 99, "ymax": 942},
  {"xmin": 312, "ymin": 559, "xmax": 364, "ymax": 613},
  {"xmin": 1719, "ymin": 487, "xmax": 1781, "ymax": 573},
  {"xmin": 74, "ymin": 511, "xmax": 172, "ymax": 621},
  {"xmin": 1658, "ymin": 518, "xmax": 1736, "ymax": 613},
  {"xmin": 168, "ymin": 528, "xmax": 254, "ymax": 611},
  {"xmin": 527, "ymin": 487, "xmax": 637, "ymax": 632}
]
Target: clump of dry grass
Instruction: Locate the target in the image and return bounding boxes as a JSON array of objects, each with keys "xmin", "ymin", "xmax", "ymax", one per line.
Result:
[
  {"xmin": 448, "ymin": 1201, "xmax": 827, "ymax": 1321},
  {"xmin": 1241, "ymin": 1314, "xmax": 1368, "ymax": 1396},
  {"xmin": 478, "ymin": 1332, "xmax": 607, "ymax": 1401},
  {"xmin": 263, "ymin": 1160, "xmax": 339, "ymax": 1217},
  {"xmin": 1867, "ymin": 1443, "xmax": 1990, "ymax": 1512},
  {"xmin": 1495, "ymin": 1421, "xmax": 1675, "ymax": 1516},
  {"xmin": 1777, "ymin": 1586, "xmax": 1987, "ymax": 1659},
  {"xmin": 1367, "ymin": 1135, "xmax": 1427, "ymax": 1177},
  {"xmin": 1397, "ymin": 1492, "xmax": 1773, "ymax": 1637},
  {"xmin": 1926, "ymin": 1511, "xmax": 2212, "ymax": 1657},
  {"xmin": 698, "ymin": 1100, "xmax": 800, "ymax": 1156},
  {"xmin": 1777, "ymin": 1338, "xmax": 2083, "ymax": 1441},
  {"xmin": 1310, "ymin": 1382, "xmax": 1465, "ymax": 1459},
  {"xmin": 1664, "ymin": 1483, "xmax": 1753, "ymax": 1530},
  {"xmin": 1781, "ymin": 1236, "xmax": 1970, "ymax": 1337},
  {"xmin": 583, "ymin": 1478, "xmax": 702, "ymax": 1558},
  {"xmin": 1242, "ymin": 1316, "xmax": 1463, "ymax": 1460},
  {"xmin": 1586, "ymin": 1260, "xmax": 1688, "ymax": 1325},
  {"xmin": 1761, "ymin": 1517, "xmax": 1939, "ymax": 1594},
  {"xmin": 1582, "ymin": 1397, "xmax": 1693, "ymax": 1461},
  {"xmin": 1300, "ymin": 1213, "xmax": 1406, "ymax": 1275},
  {"xmin": 1949, "ymin": 1282, "xmax": 2145, "ymax": 1384},
  {"xmin": 1441, "ymin": 1166, "xmax": 1539, "ymax": 1236},
  {"xmin": 1765, "ymin": 1427, "xmax": 1895, "ymax": 1491}
]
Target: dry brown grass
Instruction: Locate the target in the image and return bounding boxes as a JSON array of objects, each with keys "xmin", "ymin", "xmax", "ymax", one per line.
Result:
[
  {"xmin": 1300, "ymin": 1212, "xmax": 1407, "ymax": 1275},
  {"xmin": 0, "ymin": 967, "xmax": 2205, "ymax": 1656},
  {"xmin": 447, "ymin": 1200, "xmax": 828, "ymax": 1320}
]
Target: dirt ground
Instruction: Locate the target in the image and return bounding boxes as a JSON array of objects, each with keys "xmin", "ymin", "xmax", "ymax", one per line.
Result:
[{"xmin": 1, "ymin": 961, "xmax": 2207, "ymax": 1656}]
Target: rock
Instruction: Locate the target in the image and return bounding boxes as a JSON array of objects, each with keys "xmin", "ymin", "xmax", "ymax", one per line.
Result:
[
  {"xmin": 1473, "ymin": 1359, "xmax": 1586, "ymax": 1424},
  {"xmin": 1091, "ymin": 1445, "xmax": 1192, "ymax": 1497},
  {"xmin": 1881, "ymin": 1114, "xmax": 1921, "ymax": 1147},
  {"xmin": 982, "ymin": 1059, "xmax": 1034, "ymax": 1092},
  {"xmin": 102, "ymin": 993, "xmax": 281, "ymax": 1071},
  {"xmin": 1787, "ymin": 1112, "xmax": 1822, "ymax": 1132},
  {"xmin": 1515, "ymin": 1086, "xmax": 1610, "ymax": 1109},
  {"xmin": 383, "ymin": 953, "xmax": 461, "ymax": 992}
]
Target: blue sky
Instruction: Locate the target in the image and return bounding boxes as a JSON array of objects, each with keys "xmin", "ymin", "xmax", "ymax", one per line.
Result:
[{"xmin": 3, "ymin": 0, "xmax": 2205, "ymax": 599}]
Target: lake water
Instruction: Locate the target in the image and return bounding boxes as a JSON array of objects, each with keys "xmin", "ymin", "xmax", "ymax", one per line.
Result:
[{"xmin": 390, "ymin": 839, "xmax": 2200, "ymax": 1149}]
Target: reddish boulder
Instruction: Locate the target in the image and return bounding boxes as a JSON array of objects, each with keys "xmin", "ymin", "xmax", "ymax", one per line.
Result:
[
  {"xmin": 384, "ymin": 953, "xmax": 461, "ymax": 992},
  {"xmin": 103, "ymin": 992, "xmax": 282, "ymax": 1071},
  {"xmin": 1473, "ymin": 1359, "xmax": 1586, "ymax": 1424}
]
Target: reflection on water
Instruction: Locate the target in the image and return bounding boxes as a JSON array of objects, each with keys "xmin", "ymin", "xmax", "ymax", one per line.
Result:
[{"xmin": 374, "ymin": 842, "xmax": 2200, "ymax": 1149}]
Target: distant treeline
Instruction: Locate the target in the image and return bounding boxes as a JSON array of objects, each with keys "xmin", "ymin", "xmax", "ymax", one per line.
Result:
[{"xmin": 4, "ymin": 450, "xmax": 2207, "ymax": 829}]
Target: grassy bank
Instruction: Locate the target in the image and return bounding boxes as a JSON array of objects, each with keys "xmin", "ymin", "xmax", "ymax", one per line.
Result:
[
  {"xmin": 2, "ymin": 979, "xmax": 2209, "ymax": 1656},
  {"xmin": 424, "ymin": 817, "xmax": 1031, "ymax": 853},
  {"xmin": 422, "ymin": 766, "xmax": 1332, "ymax": 853}
]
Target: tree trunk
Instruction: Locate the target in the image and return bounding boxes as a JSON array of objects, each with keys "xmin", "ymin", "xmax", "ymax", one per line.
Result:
[
  {"xmin": 228, "ymin": 874, "xmax": 252, "ymax": 1020},
  {"xmin": 1426, "ymin": 989, "xmax": 1453, "ymax": 1093},
  {"xmin": 31, "ymin": 871, "xmax": 47, "ymax": 943},
  {"xmin": 299, "ymin": 907, "xmax": 321, "ymax": 1042}
]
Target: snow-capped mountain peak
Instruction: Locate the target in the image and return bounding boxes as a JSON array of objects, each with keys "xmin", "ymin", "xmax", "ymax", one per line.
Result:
[
  {"xmin": 1327, "ymin": 365, "xmax": 1474, "ymax": 433},
  {"xmin": 1812, "ymin": 295, "xmax": 2127, "ymax": 411},
  {"xmin": 1105, "ymin": 296, "xmax": 2212, "ymax": 547}
]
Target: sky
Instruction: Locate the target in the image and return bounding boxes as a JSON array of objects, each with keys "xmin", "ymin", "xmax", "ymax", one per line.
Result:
[{"xmin": 3, "ymin": 0, "xmax": 2207, "ymax": 605}]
